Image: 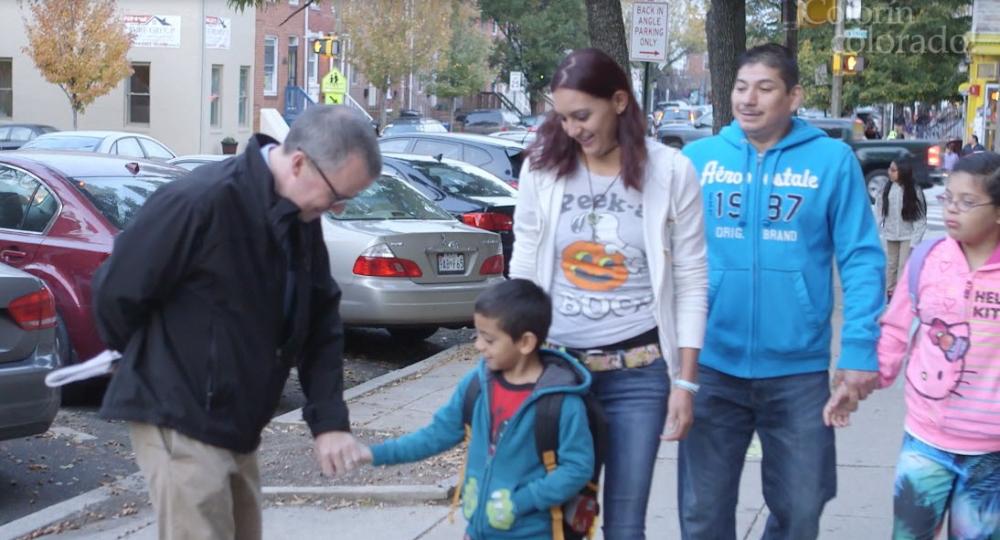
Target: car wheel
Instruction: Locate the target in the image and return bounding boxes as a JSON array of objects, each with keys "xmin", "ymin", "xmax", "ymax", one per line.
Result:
[
  {"xmin": 663, "ymin": 138, "xmax": 683, "ymax": 149},
  {"xmin": 866, "ymin": 169, "xmax": 889, "ymax": 203},
  {"xmin": 54, "ymin": 316, "xmax": 73, "ymax": 368},
  {"xmin": 388, "ymin": 326, "xmax": 439, "ymax": 342}
]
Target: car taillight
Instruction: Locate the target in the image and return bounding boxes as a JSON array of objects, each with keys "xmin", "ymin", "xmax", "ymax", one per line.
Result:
[
  {"xmin": 928, "ymin": 146, "xmax": 941, "ymax": 168},
  {"xmin": 461, "ymin": 212, "xmax": 513, "ymax": 232},
  {"xmin": 480, "ymin": 255, "xmax": 504, "ymax": 275},
  {"xmin": 352, "ymin": 244, "xmax": 422, "ymax": 278},
  {"xmin": 508, "ymin": 180, "xmax": 519, "ymax": 189},
  {"xmin": 9, "ymin": 288, "xmax": 57, "ymax": 330}
]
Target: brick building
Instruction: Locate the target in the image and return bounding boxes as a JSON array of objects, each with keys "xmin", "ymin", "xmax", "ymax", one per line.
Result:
[{"xmin": 253, "ymin": 0, "xmax": 338, "ymax": 130}]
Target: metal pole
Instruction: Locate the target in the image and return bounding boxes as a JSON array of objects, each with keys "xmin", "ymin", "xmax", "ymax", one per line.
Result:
[
  {"xmin": 831, "ymin": 0, "xmax": 845, "ymax": 118},
  {"xmin": 643, "ymin": 62, "xmax": 653, "ymax": 116}
]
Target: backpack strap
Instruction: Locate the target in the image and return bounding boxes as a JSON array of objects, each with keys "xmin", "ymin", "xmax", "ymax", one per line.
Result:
[
  {"xmin": 461, "ymin": 375, "xmax": 481, "ymax": 428},
  {"xmin": 534, "ymin": 393, "xmax": 566, "ymax": 540},
  {"xmin": 449, "ymin": 375, "xmax": 482, "ymax": 524},
  {"xmin": 904, "ymin": 238, "xmax": 944, "ymax": 359}
]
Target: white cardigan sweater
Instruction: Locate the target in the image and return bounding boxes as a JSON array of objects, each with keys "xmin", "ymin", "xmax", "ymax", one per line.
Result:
[{"xmin": 509, "ymin": 141, "xmax": 708, "ymax": 377}]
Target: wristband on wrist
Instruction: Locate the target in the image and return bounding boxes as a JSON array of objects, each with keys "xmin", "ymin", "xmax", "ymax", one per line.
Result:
[{"xmin": 673, "ymin": 379, "xmax": 700, "ymax": 395}]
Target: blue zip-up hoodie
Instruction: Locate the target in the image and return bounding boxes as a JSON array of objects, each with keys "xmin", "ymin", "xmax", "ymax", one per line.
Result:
[
  {"xmin": 682, "ymin": 118, "xmax": 885, "ymax": 378},
  {"xmin": 371, "ymin": 350, "xmax": 594, "ymax": 539}
]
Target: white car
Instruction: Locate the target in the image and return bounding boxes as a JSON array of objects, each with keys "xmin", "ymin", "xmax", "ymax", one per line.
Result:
[
  {"xmin": 21, "ymin": 130, "xmax": 176, "ymax": 161},
  {"xmin": 168, "ymin": 154, "xmax": 230, "ymax": 171}
]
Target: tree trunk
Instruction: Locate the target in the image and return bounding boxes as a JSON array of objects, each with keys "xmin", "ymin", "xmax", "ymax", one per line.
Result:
[
  {"xmin": 449, "ymin": 97, "xmax": 456, "ymax": 131},
  {"xmin": 378, "ymin": 85, "xmax": 389, "ymax": 136},
  {"xmin": 707, "ymin": 0, "xmax": 746, "ymax": 133},
  {"xmin": 72, "ymin": 108, "xmax": 78, "ymax": 130},
  {"xmin": 584, "ymin": 0, "xmax": 629, "ymax": 73},
  {"xmin": 782, "ymin": 0, "xmax": 797, "ymax": 60}
]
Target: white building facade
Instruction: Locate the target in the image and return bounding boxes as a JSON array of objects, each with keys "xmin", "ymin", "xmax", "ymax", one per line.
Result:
[{"xmin": 0, "ymin": 0, "xmax": 255, "ymax": 155}]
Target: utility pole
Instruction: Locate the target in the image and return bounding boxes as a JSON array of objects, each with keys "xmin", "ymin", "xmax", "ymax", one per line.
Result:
[
  {"xmin": 782, "ymin": 0, "xmax": 798, "ymax": 59},
  {"xmin": 830, "ymin": 0, "xmax": 845, "ymax": 118}
]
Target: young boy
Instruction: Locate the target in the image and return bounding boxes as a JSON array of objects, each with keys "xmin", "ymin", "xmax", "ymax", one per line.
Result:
[{"xmin": 359, "ymin": 279, "xmax": 595, "ymax": 539}]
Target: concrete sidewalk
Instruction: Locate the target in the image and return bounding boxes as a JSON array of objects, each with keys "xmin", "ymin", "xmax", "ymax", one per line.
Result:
[{"xmin": 4, "ymin": 340, "xmax": 906, "ymax": 539}]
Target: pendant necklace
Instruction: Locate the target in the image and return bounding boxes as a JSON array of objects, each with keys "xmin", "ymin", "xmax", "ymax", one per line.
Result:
[{"xmin": 584, "ymin": 157, "xmax": 621, "ymax": 232}]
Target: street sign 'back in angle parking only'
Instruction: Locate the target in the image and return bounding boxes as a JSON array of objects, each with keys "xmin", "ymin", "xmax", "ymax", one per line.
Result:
[{"xmin": 630, "ymin": 2, "xmax": 669, "ymax": 63}]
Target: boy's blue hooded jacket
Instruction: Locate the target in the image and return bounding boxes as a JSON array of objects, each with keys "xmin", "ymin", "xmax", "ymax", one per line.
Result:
[
  {"xmin": 371, "ymin": 350, "xmax": 594, "ymax": 539},
  {"xmin": 683, "ymin": 118, "xmax": 885, "ymax": 378}
]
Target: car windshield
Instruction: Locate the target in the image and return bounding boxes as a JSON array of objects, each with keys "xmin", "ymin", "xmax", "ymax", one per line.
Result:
[
  {"xmin": 329, "ymin": 172, "xmax": 454, "ymax": 221},
  {"xmin": 661, "ymin": 109, "xmax": 690, "ymax": 121},
  {"xmin": 70, "ymin": 175, "xmax": 175, "ymax": 229},
  {"xmin": 407, "ymin": 159, "xmax": 517, "ymax": 197},
  {"xmin": 24, "ymin": 136, "xmax": 102, "ymax": 151}
]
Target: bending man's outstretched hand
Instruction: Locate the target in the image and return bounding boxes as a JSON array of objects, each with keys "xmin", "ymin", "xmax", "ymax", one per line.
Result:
[{"xmin": 314, "ymin": 431, "xmax": 369, "ymax": 476}]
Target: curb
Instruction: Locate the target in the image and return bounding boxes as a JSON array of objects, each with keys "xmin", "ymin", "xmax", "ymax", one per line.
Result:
[
  {"xmin": 0, "ymin": 472, "xmax": 145, "ymax": 540},
  {"xmin": 263, "ymin": 484, "xmax": 449, "ymax": 503},
  {"xmin": 271, "ymin": 342, "xmax": 470, "ymax": 425},
  {"xmin": 4, "ymin": 345, "xmax": 470, "ymax": 537}
]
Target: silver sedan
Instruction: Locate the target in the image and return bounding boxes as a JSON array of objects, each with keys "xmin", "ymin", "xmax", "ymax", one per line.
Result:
[{"xmin": 322, "ymin": 169, "xmax": 505, "ymax": 341}]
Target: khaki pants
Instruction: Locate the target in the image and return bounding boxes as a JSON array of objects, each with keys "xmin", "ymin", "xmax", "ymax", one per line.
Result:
[
  {"xmin": 129, "ymin": 423, "xmax": 262, "ymax": 540},
  {"xmin": 885, "ymin": 239, "xmax": 912, "ymax": 293}
]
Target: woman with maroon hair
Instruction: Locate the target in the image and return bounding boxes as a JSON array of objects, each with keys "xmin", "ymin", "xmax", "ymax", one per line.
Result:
[{"xmin": 509, "ymin": 48, "xmax": 707, "ymax": 538}]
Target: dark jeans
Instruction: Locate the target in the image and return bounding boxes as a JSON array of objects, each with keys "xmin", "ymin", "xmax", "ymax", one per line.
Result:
[
  {"xmin": 591, "ymin": 357, "xmax": 670, "ymax": 540},
  {"xmin": 678, "ymin": 366, "xmax": 836, "ymax": 540}
]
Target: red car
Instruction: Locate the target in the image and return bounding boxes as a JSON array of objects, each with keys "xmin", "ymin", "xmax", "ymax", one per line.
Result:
[{"xmin": 0, "ymin": 151, "xmax": 181, "ymax": 366}]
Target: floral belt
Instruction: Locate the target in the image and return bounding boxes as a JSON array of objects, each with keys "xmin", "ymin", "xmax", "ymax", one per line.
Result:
[{"xmin": 545, "ymin": 343, "xmax": 661, "ymax": 372}]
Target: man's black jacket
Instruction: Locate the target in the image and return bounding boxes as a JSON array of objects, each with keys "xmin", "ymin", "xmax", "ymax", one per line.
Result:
[{"xmin": 95, "ymin": 135, "xmax": 349, "ymax": 453}]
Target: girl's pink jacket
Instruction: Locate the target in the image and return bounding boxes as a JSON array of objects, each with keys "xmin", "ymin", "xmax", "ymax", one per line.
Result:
[{"xmin": 878, "ymin": 237, "xmax": 1000, "ymax": 454}]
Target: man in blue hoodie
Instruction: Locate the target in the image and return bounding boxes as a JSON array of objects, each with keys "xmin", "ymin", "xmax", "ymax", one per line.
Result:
[{"xmin": 679, "ymin": 44, "xmax": 885, "ymax": 539}]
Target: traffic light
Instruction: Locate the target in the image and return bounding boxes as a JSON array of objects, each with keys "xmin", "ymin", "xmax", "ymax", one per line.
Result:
[
  {"xmin": 312, "ymin": 36, "xmax": 340, "ymax": 57},
  {"xmin": 843, "ymin": 53, "xmax": 864, "ymax": 75},
  {"xmin": 832, "ymin": 53, "xmax": 864, "ymax": 76},
  {"xmin": 798, "ymin": 0, "xmax": 836, "ymax": 28}
]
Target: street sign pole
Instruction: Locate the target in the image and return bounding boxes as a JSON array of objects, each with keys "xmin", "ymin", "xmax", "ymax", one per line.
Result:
[
  {"xmin": 629, "ymin": 2, "xmax": 669, "ymax": 116},
  {"xmin": 831, "ymin": 0, "xmax": 846, "ymax": 118},
  {"xmin": 643, "ymin": 62, "xmax": 653, "ymax": 116}
]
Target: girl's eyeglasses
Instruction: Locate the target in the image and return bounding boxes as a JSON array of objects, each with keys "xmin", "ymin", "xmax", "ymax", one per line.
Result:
[{"xmin": 936, "ymin": 193, "xmax": 993, "ymax": 213}]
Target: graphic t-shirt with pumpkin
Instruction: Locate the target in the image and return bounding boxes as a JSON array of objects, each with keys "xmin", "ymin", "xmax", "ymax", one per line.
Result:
[{"xmin": 547, "ymin": 168, "xmax": 656, "ymax": 349}]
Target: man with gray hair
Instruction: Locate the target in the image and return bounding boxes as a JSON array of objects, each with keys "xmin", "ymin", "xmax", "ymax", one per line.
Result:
[{"xmin": 93, "ymin": 105, "xmax": 380, "ymax": 539}]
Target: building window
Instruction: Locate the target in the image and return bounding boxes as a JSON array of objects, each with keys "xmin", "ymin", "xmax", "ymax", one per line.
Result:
[
  {"xmin": 492, "ymin": 20, "xmax": 498, "ymax": 36},
  {"xmin": 308, "ymin": 50, "xmax": 318, "ymax": 86},
  {"xmin": 263, "ymin": 36, "xmax": 277, "ymax": 96},
  {"xmin": 0, "ymin": 59, "xmax": 11, "ymax": 118},
  {"xmin": 350, "ymin": 64, "xmax": 358, "ymax": 85},
  {"xmin": 289, "ymin": 0, "xmax": 298, "ymax": 5},
  {"xmin": 239, "ymin": 66, "xmax": 250, "ymax": 127},
  {"xmin": 127, "ymin": 63, "xmax": 150, "ymax": 124},
  {"xmin": 210, "ymin": 65, "xmax": 222, "ymax": 128}
]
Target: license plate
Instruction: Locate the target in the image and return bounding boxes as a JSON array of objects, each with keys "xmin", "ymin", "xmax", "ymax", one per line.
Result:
[{"xmin": 437, "ymin": 253, "xmax": 465, "ymax": 274}]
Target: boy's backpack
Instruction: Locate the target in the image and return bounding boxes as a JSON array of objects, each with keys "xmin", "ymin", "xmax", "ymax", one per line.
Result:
[
  {"xmin": 903, "ymin": 237, "xmax": 946, "ymax": 357},
  {"xmin": 457, "ymin": 373, "xmax": 607, "ymax": 540}
]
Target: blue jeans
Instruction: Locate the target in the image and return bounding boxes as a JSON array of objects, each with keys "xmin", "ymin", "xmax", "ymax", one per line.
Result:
[
  {"xmin": 678, "ymin": 366, "xmax": 836, "ymax": 540},
  {"xmin": 591, "ymin": 357, "xmax": 670, "ymax": 540}
]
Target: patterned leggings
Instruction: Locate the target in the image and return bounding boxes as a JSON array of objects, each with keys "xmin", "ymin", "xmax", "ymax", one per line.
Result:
[{"xmin": 893, "ymin": 433, "xmax": 1000, "ymax": 540}]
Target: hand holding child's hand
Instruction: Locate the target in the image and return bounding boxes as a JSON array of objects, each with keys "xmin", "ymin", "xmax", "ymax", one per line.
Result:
[
  {"xmin": 358, "ymin": 444, "xmax": 373, "ymax": 465},
  {"xmin": 823, "ymin": 383, "xmax": 859, "ymax": 428}
]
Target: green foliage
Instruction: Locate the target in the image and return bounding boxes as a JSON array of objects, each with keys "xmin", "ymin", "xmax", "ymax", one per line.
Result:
[
  {"xmin": 426, "ymin": 1, "xmax": 493, "ymax": 100},
  {"xmin": 798, "ymin": 0, "xmax": 971, "ymax": 111},
  {"xmin": 478, "ymin": 0, "xmax": 589, "ymax": 98}
]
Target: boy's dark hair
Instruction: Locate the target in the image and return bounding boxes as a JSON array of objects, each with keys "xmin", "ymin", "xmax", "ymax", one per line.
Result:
[
  {"xmin": 953, "ymin": 151, "xmax": 1000, "ymax": 206},
  {"xmin": 474, "ymin": 279, "xmax": 552, "ymax": 346},
  {"xmin": 738, "ymin": 43, "xmax": 799, "ymax": 91}
]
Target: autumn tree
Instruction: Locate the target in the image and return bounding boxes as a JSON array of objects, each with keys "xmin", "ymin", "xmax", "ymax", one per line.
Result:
[
  {"xmin": 426, "ymin": 0, "xmax": 494, "ymax": 126},
  {"xmin": 342, "ymin": 0, "xmax": 451, "ymax": 130},
  {"xmin": 22, "ymin": 0, "xmax": 133, "ymax": 129},
  {"xmin": 479, "ymin": 0, "xmax": 589, "ymax": 110}
]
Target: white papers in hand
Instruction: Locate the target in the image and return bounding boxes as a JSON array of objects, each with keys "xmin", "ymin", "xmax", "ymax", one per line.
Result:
[{"xmin": 44, "ymin": 350, "xmax": 121, "ymax": 388}]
